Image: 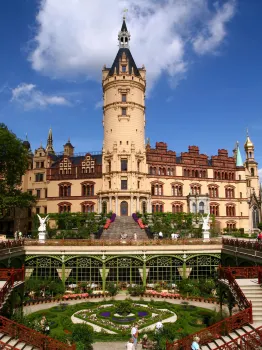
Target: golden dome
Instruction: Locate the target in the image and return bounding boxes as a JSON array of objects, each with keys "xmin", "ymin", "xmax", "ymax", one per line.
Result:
[{"xmin": 244, "ymin": 136, "xmax": 254, "ymax": 148}]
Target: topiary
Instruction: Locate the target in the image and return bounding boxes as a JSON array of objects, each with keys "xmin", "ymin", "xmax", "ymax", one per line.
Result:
[{"xmin": 72, "ymin": 324, "xmax": 94, "ymax": 350}]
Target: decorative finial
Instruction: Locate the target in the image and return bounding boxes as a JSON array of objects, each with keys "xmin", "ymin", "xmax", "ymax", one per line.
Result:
[
  {"xmin": 123, "ymin": 8, "xmax": 128, "ymax": 19},
  {"xmin": 25, "ymin": 132, "xmax": 28, "ymax": 140},
  {"xmin": 247, "ymin": 128, "xmax": 249, "ymax": 137}
]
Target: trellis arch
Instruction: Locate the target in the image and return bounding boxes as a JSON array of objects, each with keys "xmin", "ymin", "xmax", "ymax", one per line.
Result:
[{"xmin": 26, "ymin": 256, "xmax": 62, "ymax": 280}]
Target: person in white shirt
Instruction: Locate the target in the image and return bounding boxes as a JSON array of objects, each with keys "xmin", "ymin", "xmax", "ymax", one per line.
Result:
[
  {"xmin": 158, "ymin": 231, "xmax": 163, "ymax": 239},
  {"xmin": 131, "ymin": 323, "xmax": 138, "ymax": 347},
  {"xmin": 126, "ymin": 338, "xmax": 135, "ymax": 350}
]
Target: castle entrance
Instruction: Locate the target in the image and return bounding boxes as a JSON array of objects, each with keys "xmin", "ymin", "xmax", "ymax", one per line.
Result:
[{"xmin": 120, "ymin": 201, "xmax": 128, "ymax": 216}]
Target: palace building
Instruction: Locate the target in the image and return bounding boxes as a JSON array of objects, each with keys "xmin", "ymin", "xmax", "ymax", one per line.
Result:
[{"xmin": 15, "ymin": 18, "xmax": 261, "ymax": 234}]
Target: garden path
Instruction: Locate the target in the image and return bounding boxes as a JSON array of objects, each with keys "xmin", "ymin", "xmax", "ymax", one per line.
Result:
[
  {"xmin": 93, "ymin": 342, "xmax": 143, "ymax": 350},
  {"xmin": 23, "ymin": 295, "xmax": 221, "ymax": 315}
]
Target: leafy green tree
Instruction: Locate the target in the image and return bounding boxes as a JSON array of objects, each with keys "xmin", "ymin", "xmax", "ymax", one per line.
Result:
[{"xmin": 0, "ymin": 124, "xmax": 35, "ymax": 219}]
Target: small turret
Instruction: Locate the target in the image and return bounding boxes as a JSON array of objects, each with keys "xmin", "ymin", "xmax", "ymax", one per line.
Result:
[
  {"xmin": 63, "ymin": 138, "xmax": 74, "ymax": 157},
  {"xmin": 235, "ymin": 142, "xmax": 243, "ymax": 167}
]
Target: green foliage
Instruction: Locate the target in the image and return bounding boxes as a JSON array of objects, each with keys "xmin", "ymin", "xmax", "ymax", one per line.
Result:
[
  {"xmin": 25, "ymin": 278, "xmax": 65, "ymax": 297},
  {"xmin": 34, "ymin": 212, "xmax": 105, "ymax": 238},
  {"xmin": 115, "ymin": 300, "xmax": 132, "ymax": 315},
  {"xmin": 0, "ymin": 124, "xmax": 36, "ymax": 218},
  {"xmin": 72, "ymin": 324, "xmax": 93, "ymax": 350},
  {"xmin": 257, "ymin": 223, "xmax": 262, "ymax": 230},
  {"xmin": 127, "ymin": 285, "xmax": 146, "ymax": 296},
  {"xmin": 106, "ymin": 282, "xmax": 119, "ymax": 296}
]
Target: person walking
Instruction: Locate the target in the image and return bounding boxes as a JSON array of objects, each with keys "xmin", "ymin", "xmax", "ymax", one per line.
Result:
[
  {"xmin": 126, "ymin": 338, "xmax": 135, "ymax": 350},
  {"xmin": 191, "ymin": 336, "xmax": 200, "ymax": 350},
  {"xmin": 131, "ymin": 323, "xmax": 139, "ymax": 348}
]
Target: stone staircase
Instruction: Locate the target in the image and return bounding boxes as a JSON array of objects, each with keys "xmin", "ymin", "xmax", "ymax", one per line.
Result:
[
  {"xmin": 201, "ymin": 278, "xmax": 262, "ymax": 349},
  {"xmin": 101, "ymin": 216, "xmax": 148, "ymax": 240},
  {"xmin": 0, "ymin": 332, "xmax": 39, "ymax": 349}
]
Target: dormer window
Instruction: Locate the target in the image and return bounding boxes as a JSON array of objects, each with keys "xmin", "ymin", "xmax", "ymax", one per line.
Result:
[{"xmin": 122, "ymin": 65, "xmax": 126, "ymax": 73}]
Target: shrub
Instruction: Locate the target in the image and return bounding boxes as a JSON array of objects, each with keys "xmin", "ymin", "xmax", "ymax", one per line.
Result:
[
  {"xmin": 128, "ymin": 285, "xmax": 145, "ymax": 296},
  {"xmin": 106, "ymin": 282, "xmax": 119, "ymax": 296},
  {"xmin": 115, "ymin": 300, "xmax": 132, "ymax": 315},
  {"xmin": 72, "ymin": 324, "xmax": 93, "ymax": 350}
]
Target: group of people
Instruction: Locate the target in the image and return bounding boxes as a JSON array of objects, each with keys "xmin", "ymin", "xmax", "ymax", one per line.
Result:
[
  {"xmin": 126, "ymin": 322, "xmax": 163, "ymax": 349},
  {"xmin": 14, "ymin": 230, "xmax": 23, "ymax": 240}
]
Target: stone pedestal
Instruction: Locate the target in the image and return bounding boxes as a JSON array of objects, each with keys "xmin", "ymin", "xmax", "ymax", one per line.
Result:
[
  {"xmin": 203, "ymin": 230, "xmax": 210, "ymax": 242},
  {"xmin": 38, "ymin": 231, "xmax": 47, "ymax": 243}
]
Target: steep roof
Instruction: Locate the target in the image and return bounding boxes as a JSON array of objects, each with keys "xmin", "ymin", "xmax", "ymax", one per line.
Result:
[{"xmin": 107, "ymin": 48, "xmax": 141, "ymax": 77}]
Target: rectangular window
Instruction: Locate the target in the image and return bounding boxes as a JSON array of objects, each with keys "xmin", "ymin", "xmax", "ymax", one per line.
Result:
[
  {"xmin": 41, "ymin": 161, "xmax": 45, "ymax": 168},
  {"xmin": 240, "ymin": 192, "xmax": 242, "ymax": 198},
  {"xmin": 28, "ymin": 208, "xmax": 32, "ymax": 218},
  {"xmin": 35, "ymin": 173, "xmax": 44, "ymax": 182},
  {"xmin": 121, "ymin": 159, "xmax": 128, "ymax": 171},
  {"xmin": 122, "ymin": 94, "xmax": 126, "ymax": 102},
  {"xmin": 122, "ymin": 107, "xmax": 127, "ymax": 116},
  {"xmin": 109, "ymin": 181, "xmax": 111, "ymax": 189},
  {"xmin": 36, "ymin": 189, "xmax": 41, "ymax": 199},
  {"xmin": 137, "ymin": 181, "xmax": 140, "ymax": 189},
  {"xmin": 35, "ymin": 162, "xmax": 40, "ymax": 169},
  {"xmin": 45, "ymin": 189, "xmax": 48, "ymax": 198},
  {"xmin": 121, "ymin": 179, "xmax": 127, "ymax": 190},
  {"xmin": 36, "ymin": 207, "xmax": 40, "ymax": 214},
  {"xmin": 44, "ymin": 207, "xmax": 47, "ymax": 214},
  {"xmin": 28, "ymin": 190, "xmax": 32, "ymax": 195},
  {"xmin": 122, "ymin": 65, "xmax": 126, "ymax": 72}
]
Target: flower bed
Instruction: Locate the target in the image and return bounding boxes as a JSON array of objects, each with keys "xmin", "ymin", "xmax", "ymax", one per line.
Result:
[{"xmin": 145, "ymin": 290, "xmax": 219, "ymax": 304}]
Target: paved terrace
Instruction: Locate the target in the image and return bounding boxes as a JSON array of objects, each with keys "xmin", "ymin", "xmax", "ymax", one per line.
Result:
[{"xmin": 23, "ymin": 238, "xmax": 222, "ymax": 255}]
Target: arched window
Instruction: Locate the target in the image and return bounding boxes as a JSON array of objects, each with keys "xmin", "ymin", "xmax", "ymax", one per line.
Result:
[
  {"xmin": 142, "ymin": 201, "xmax": 147, "ymax": 214},
  {"xmin": 171, "ymin": 183, "xmax": 183, "ymax": 196},
  {"xmin": 81, "ymin": 182, "xmax": 95, "ymax": 196},
  {"xmin": 59, "ymin": 183, "xmax": 71, "ymax": 197},
  {"xmin": 151, "ymin": 183, "xmax": 163, "ymax": 196},
  {"xmin": 210, "ymin": 203, "xmax": 219, "ymax": 216},
  {"xmin": 81, "ymin": 201, "xmax": 95, "ymax": 213},
  {"xmin": 152, "ymin": 202, "xmax": 164, "ymax": 213},
  {"xmin": 226, "ymin": 204, "xmax": 235, "ymax": 217},
  {"xmin": 227, "ymin": 221, "xmax": 236, "ymax": 230},
  {"xmin": 190, "ymin": 184, "xmax": 201, "ymax": 195},
  {"xmin": 172, "ymin": 202, "xmax": 183, "ymax": 213},
  {"xmin": 225, "ymin": 187, "xmax": 235, "ymax": 199},
  {"xmin": 251, "ymin": 168, "xmax": 255, "ymax": 176},
  {"xmin": 199, "ymin": 201, "xmax": 204, "ymax": 214},
  {"xmin": 58, "ymin": 202, "xmax": 71, "ymax": 213},
  {"xmin": 208, "ymin": 185, "xmax": 219, "ymax": 198}
]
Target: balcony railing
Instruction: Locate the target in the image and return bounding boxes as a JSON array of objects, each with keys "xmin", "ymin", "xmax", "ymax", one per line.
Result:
[
  {"xmin": 0, "ymin": 267, "xmax": 25, "ymax": 307},
  {"xmin": 223, "ymin": 237, "xmax": 262, "ymax": 252},
  {"xmin": 0, "ymin": 316, "xmax": 76, "ymax": 350},
  {"xmin": 166, "ymin": 266, "xmax": 253, "ymax": 349},
  {"xmin": 0, "ymin": 239, "xmax": 25, "ymax": 250}
]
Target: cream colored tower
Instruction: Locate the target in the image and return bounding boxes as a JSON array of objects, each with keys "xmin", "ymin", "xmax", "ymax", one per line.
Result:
[{"xmin": 98, "ymin": 18, "xmax": 151, "ymax": 216}]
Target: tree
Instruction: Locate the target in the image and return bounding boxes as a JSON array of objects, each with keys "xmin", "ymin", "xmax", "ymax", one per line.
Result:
[{"xmin": 0, "ymin": 124, "xmax": 35, "ymax": 219}]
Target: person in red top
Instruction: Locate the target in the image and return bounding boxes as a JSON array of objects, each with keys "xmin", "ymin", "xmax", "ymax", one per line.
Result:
[{"xmin": 258, "ymin": 232, "xmax": 262, "ymax": 242}]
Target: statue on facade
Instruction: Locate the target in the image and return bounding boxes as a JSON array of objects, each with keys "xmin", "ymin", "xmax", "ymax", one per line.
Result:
[
  {"xmin": 37, "ymin": 215, "xmax": 49, "ymax": 242},
  {"xmin": 201, "ymin": 214, "xmax": 210, "ymax": 241},
  {"xmin": 202, "ymin": 214, "xmax": 210, "ymax": 231},
  {"xmin": 37, "ymin": 214, "xmax": 49, "ymax": 232}
]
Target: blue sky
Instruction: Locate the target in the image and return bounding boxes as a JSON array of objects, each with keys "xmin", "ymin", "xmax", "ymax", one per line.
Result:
[{"xmin": 0, "ymin": 0, "xmax": 261, "ymax": 170}]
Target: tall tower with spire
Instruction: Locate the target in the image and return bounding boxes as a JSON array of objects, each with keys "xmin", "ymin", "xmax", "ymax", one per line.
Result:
[
  {"xmin": 46, "ymin": 128, "xmax": 55, "ymax": 154},
  {"xmin": 98, "ymin": 16, "xmax": 150, "ymax": 215}
]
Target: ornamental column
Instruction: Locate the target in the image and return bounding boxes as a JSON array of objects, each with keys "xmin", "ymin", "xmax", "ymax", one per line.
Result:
[
  {"xmin": 115, "ymin": 195, "xmax": 118, "ymax": 215},
  {"xmin": 109, "ymin": 196, "xmax": 112, "ymax": 211}
]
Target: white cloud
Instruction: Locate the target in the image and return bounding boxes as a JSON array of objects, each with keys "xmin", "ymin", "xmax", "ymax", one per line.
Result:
[
  {"xmin": 11, "ymin": 83, "xmax": 70, "ymax": 110},
  {"xmin": 29, "ymin": 0, "xmax": 237, "ymax": 90},
  {"xmin": 193, "ymin": 1, "xmax": 236, "ymax": 55},
  {"xmin": 94, "ymin": 99, "xmax": 103, "ymax": 110}
]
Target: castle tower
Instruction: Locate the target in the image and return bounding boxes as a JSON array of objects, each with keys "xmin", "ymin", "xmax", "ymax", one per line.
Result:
[
  {"xmin": 98, "ymin": 17, "xmax": 150, "ymax": 216},
  {"xmin": 46, "ymin": 128, "xmax": 55, "ymax": 154},
  {"xmin": 244, "ymin": 132, "xmax": 260, "ymax": 229}
]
